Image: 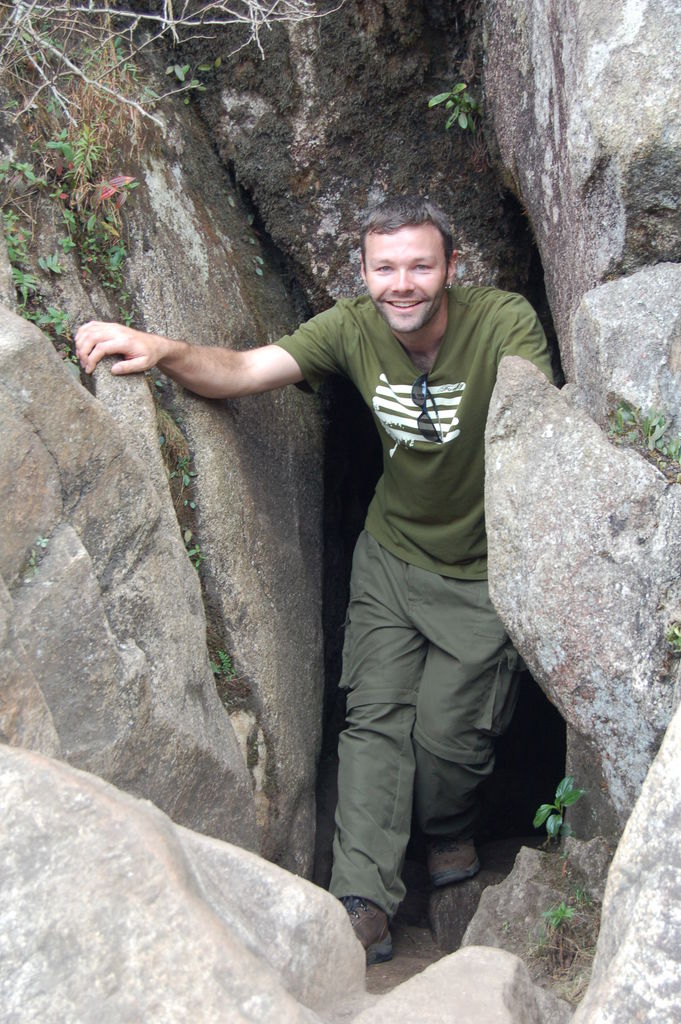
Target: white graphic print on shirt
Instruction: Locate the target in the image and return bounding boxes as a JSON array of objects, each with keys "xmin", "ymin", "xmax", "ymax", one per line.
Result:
[{"xmin": 372, "ymin": 373, "xmax": 466, "ymax": 457}]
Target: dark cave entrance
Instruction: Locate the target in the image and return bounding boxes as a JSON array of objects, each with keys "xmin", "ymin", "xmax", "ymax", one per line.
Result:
[{"xmin": 312, "ymin": 236, "xmax": 567, "ymax": 893}]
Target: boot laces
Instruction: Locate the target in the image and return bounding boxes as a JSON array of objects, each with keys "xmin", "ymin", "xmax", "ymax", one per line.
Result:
[{"xmin": 340, "ymin": 895, "xmax": 369, "ymax": 919}]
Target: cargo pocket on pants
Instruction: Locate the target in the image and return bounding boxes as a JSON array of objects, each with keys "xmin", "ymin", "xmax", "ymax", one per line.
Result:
[{"xmin": 474, "ymin": 642, "xmax": 520, "ymax": 738}]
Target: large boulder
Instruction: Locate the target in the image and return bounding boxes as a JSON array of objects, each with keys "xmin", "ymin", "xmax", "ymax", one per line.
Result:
[
  {"xmin": 113, "ymin": 109, "xmax": 325, "ymax": 872},
  {"xmin": 483, "ymin": 0, "xmax": 681, "ymax": 367},
  {"xmin": 485, "ymin": 356, "xmax": 681, "ymax": 838},
  {"xmin": 0, "ymin": 308, "xmax": 257, "ymax": 848},
  {"xmin": 351, "ymin": 945, "xmax": 571, "ymax": 1024},
  {"xmin": 462, "ymin": 847, "xmax": 566, "ymax": 953},
  {"xmin": 463, "ymin": 840, "xmax": 608, "ymax": 1007},
  {"xmin": 572, "ymin": 699, "xmax": 681, "ymax": 1024},
  {"xmin": 2, "ymin": 92, "xmax": 326, "ymax": 871},
  {"xmin": 160, "ymin": 376, "xmax": 324, "ymax": 871},
  {"xmin": 570, "ymin": 263, "xmax": 681, "ymax": 433},
  {"xmin": 0, "ymin": 743, "xmax": 365, "ymax": 1023}
]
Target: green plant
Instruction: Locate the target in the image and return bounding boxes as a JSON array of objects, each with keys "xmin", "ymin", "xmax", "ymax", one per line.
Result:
[
  {"xmin": 610, "ymin": 401, "xmax": 681, "ymax": 483},
  {"xmin": 165, "ymin": 62, "xmax": 210, "ymax": 104},
  {"xmin": 210, "ymin": 643, "xmax": 251, "ymax": 710},
  {"xmin": 32, "ymin": 307, "xmax": 71, "ymax": 338},
  {"xmin": 11, "ymin": 266, "xmax": 40, "ymax": 306},
  {"xmin": 534, "ymin": 776, "xmax": 585, "ymax": 841},
  {"xmin": 573, "ymin": 887, "xmax": 593, "ymax": 908},
  {"xmin": 611, "ymin": 400, "xmax": 637, "ymax": 438},
  {"xmin": 14, "ymin": 162, "xmax": 46, "ymax": 187},
  {"xmin": 47, "ymin": 129, "xmax": 139, "ymax": 290},
  {"xmin": 211, "ymin": 649, "xmax": 237, "ymax": 681},
  {"xmin": 531, "ymin": 886, "xmax": 600, "ymax": 1005},
  {"xmin": 666, "ymin": 623, "xmax": 681, "ymax": 655},
  {"xmin": 3, "ymin": 209, "xmax": 40, "ymax": 305},
  {"xmin": 2, "ymin": 210, "xmax": 30, "ymax": 264},
  {"xmin": 0, "ymin": 14, "xmax": 146, "ymax": 329},
  {"xmin": 119, "ymin": 292, "xmax": 135, "ymax": 327},
  {"xmin": 641, "ymin": 409, "xmax": 669, "ymax": 453},
  {"xmin": 24, "ymin": 535, "xmax": 49, "ymax": 579},
  {"xmin": 187, "ymin": 543, "xmax": 203, "ymax": 570},
  {"xmin": 38, "ymin": 253, "xmax": 63, "ymax": 274},
  {"xmin": 428, "ymin": 82, "xmax": 479, "ymax": 132},
  {"xmin": 542, "ymin": 901, "xmax": 576, "ymax": 931},
  {"xmin": 0, "ymin": 4, "xmax": 332, "ymax": 341},
  {"xmin": 2, "ymin": 130, "xmax": 138, "ymax": 340},
  {"xmin": 170, "ymin": 455, "xmax": 198, "ymax": 509},
  {"xmin": 47, "ymin": 125, "xmax": 103, "ymax": 209},
  {"xmin": 183, "ymin": 529, "xmax": 203, "ymax": 570},
  {"xmin": 58, "ymin": 234, "xmax": 77, "ymax": 255},
  {"xmin": 2, "ymin": 136, "xmax": 126, "ymax": 360}
]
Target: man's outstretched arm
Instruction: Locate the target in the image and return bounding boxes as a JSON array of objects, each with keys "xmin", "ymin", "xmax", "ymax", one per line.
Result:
[{"xmin": 74, "ymin": 321, "xmax": 304, "ymax": 399}]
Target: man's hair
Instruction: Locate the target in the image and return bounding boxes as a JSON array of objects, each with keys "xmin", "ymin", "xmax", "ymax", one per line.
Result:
[{"xmin": 360, "ymin": 196, "xmax": 454, "ymax": 266}]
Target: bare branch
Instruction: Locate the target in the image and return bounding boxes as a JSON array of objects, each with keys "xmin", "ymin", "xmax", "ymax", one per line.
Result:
[
  {"xmin": 18, "ymin": 38, "xmax": 76, "ymax": 124},
  {"xmin": 17, "ymin": 19, "xmax": 167, "ymax": 128},
  {"xmin": 0, "ymin": 0, "xmax": 345, "ymax": 133}
]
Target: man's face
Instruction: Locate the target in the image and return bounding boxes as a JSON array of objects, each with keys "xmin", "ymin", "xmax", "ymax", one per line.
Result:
[{"xmin": 361, "ymin": 223, "xmax": 453, "ymax": 338}]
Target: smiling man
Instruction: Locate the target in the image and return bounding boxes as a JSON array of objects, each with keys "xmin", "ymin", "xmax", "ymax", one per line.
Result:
[
  {"xmin": 363, "ymin": 222, "xmax": 451, "ymax": 340},
  {"xmin": 76, "ymin": 196, "xmax": 552, "ymax": 967}
]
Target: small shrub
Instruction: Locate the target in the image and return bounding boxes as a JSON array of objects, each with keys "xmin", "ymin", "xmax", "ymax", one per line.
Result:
[
  {"xmin": 428, "ymin": 83, "xmax": 479, "ymax": 132},
  {"xmin": 543, "ymin": 901, "xmax": 576, "ymax": 931},
  {"xmin": 534, "ymin": 776, "xmax": 585, "ymax": 841},
  {"xmin": 610, "ymin": 401, "xmax": 681, "ymax": 483},
  {"xmin": 531, "ymin": 886, "xmax": 600, "ymax": 1004}
]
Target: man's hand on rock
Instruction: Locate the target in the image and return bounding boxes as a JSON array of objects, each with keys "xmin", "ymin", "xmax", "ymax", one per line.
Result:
[{"xmin": 75, "ymin": 321, "xmax": 168, "ymax": 376}]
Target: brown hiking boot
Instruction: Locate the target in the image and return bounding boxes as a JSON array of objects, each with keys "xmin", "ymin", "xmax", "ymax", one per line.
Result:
[
  {"xmin": 427, "ymin": 838, "xmax": 480, "ymax": 886},
  {"xmin": 340, "ymin": 896, "xmax": 392, "ymax": 965}
]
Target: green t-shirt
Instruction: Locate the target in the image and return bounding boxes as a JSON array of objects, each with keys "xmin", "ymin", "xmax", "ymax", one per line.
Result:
[{"xmin": 276, "ymin": 286, "xmax": 552, "ymax": 579}]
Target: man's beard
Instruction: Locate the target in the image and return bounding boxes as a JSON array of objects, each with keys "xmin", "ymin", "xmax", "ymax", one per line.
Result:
[{"xmin": 371, "ymin": 289, "xmax": 446, "ymax": 335}]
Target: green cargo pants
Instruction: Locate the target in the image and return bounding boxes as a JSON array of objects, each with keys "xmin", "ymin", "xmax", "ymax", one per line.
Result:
[{"xmin": 329, "ymin": 531, "xmax": 519, "ymax": 917}]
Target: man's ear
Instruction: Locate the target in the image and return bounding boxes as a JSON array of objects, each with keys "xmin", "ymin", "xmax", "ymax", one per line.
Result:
[
  {"xmin": 360, "ymin": 254, "xmax": 367, "ymax": 284},
  {"xmin": 446, "ymin": 249, "xmax": 458, "ymax": 286}
]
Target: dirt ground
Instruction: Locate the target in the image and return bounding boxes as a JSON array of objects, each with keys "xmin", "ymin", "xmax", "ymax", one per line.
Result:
[{"xmin": 365, "ymin": 918, "xmax": 445, "ymax": 995}]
